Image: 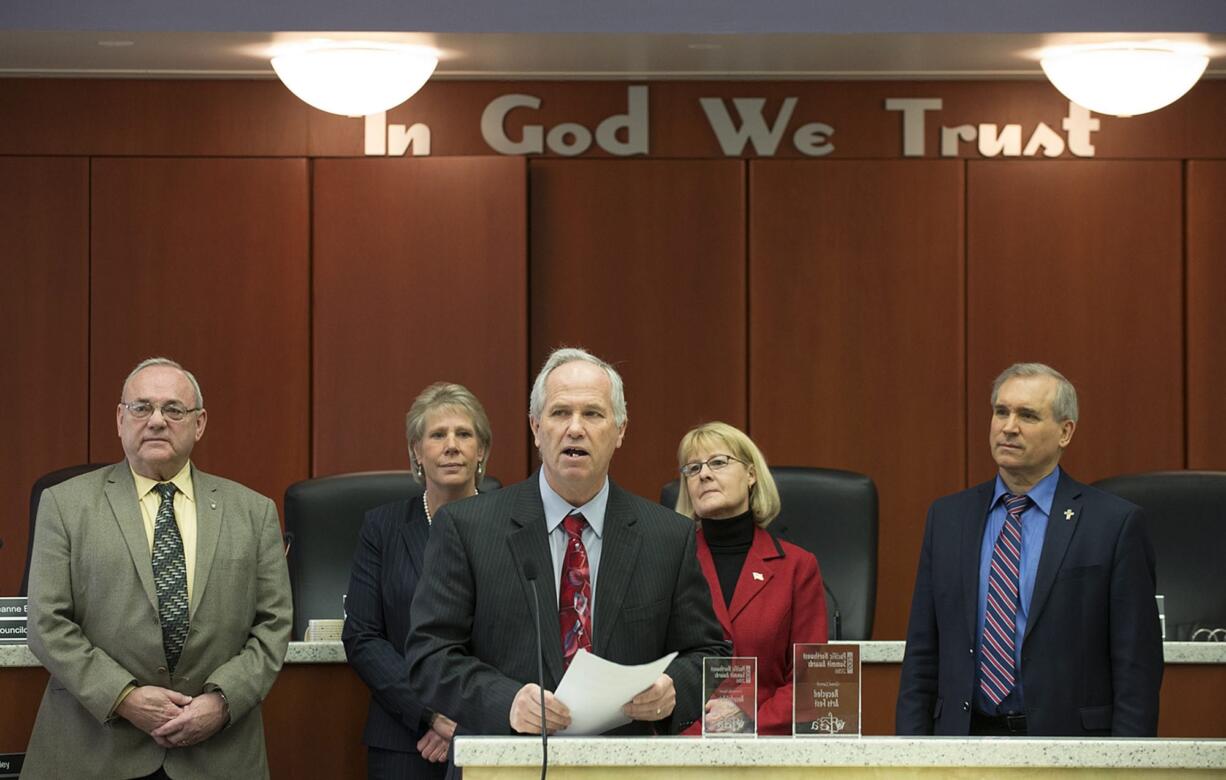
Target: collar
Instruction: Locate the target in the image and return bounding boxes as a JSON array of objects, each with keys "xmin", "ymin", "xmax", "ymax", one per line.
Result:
[
  {"xmin": 538, "ymin": 469, "xmax": 608, "ymax": 538},
  {"xmin": 699, "ymin": 509, "xmax": 755, "ymax": 548},
  {"xmin": 131, "ymin": 460, "xmax": 195, "ymax": 503},
  {"xmin": 992, "ymin": 465, "xmax": 1059, "ymax": 517}
]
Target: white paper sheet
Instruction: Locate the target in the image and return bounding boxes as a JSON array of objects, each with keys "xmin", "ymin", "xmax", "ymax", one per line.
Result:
[{"xmin": 552, "ymin": 649, "xmax": 679, "ymax": 735}]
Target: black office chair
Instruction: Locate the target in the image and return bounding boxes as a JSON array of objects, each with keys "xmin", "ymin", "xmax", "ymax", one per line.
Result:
[
  {"xmin": 283, "ymin": 470, "xmax": 501, "ymax": 641},
  {"xmin": 1092, "ymin": 470, "xmax": 1226, "ymax": 641},
  {"xmin": 21, "ymin": 462, "xmax": 111, "ymax": 595},
  {"xmin": 661, "ymin": 466, "xmax": 878, "ymax": 640}
]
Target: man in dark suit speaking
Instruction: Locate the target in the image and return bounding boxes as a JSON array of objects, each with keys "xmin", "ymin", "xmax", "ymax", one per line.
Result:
[
  {"xmin": 407, "ymin": 347, "xmax": 727, "ymax": 736},
  {"xmin": 896, "ymin": 362, "xmax": 1162, "ymax": 737}
]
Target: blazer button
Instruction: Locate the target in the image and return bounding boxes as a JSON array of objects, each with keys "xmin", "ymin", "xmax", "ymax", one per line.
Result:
[
  {"xmin": 157, "ymin": 666, "xmax": 167, "ymax": 674},
  {"xmin": 961, "ymin": 701, "xmax": 970, "ymax": 712}
]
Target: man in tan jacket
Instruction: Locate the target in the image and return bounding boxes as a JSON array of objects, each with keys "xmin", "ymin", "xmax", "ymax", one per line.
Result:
[{"xmin": 25, "ymin": 357, "xmax": 292, "ymax": 779}]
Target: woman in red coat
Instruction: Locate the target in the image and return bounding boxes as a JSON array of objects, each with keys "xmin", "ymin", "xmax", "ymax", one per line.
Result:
[{"xmin": 676, "ymin": 421, "xmax": 828, "ymax": 735}]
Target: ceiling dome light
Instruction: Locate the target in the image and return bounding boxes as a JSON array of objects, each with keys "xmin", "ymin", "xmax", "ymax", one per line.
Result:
[
  {"xmin": 271, "ymin": 43, "xmax": 438, "ymax": 117},
  {"xmin": 1040, "ymin": 42, "xmax": 1209, "ymax": 117}
]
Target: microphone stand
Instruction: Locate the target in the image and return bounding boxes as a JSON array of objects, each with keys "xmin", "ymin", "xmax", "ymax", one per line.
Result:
[
  {"xmin": 523, "ymin": 563, "xmax": 548, "ymax": 780},
  {"xmin": 824, "ymin": 581, "xmax": 843, "ymax": 641}
]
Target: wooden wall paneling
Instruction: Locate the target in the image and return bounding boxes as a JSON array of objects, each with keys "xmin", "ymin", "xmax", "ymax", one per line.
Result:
[
  {"xmin": 0, "ymin": 667, "xmax": 49, "ymax": 753},
  {"xmin": 0, "ymin": 158, "xmax": 89, "ymax": 595},
  {"xmin": 89, "ymin": 158, "xmax": 310, "ymax": 515},
  {"xmin": 1158, "ymin": 664, "xmax": 1226, "ymax": 738},
  {"xmin": 312, "ymin": 157, "xmax": 529, "ymax": 481},
  {"xmin": 0, "ymin": 79, "xmax": 308, "ymax": 157},
  {"xmin": 1187, "ymin": 161, "xmax": 1226, "ymax": 469},
  {"xmin": 529, "ymin": 159, "xmax": 746, "ymax": 498},
  {"xmin": 748, "ymin": 160, "xmax": 966, "ymax": 640},
  {"xmin": 263, "ymin": 664, "xmax": 370, "ymax": 777},
  {"xmin": 966, "ymin": 161, "xmax": 1184, "ymax": 483}
]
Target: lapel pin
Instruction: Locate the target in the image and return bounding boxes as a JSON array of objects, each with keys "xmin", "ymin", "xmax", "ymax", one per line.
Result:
[
  {"xmin": 210, "ymin": 500, "xmax": 217, "ymax": 510},
  {"xmin": 752, "ymin": 571, "xmax": 764, "ymax": 581},
  {"xmin": 1064, "ymin": 508, "xmax": 1075, "ymax": 520}
]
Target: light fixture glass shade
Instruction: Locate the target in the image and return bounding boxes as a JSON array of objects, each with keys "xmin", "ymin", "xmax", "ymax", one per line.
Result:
[
  {"xmin": 271, "ymin": 45, "xmax": 438, "ymax": 117},
  {"xmin": 1040, "ymin": 43, "xmax": 1209, "ymax": 117}
]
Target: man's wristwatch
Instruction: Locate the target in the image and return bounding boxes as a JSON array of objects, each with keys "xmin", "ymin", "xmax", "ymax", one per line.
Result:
[{"xmin": 207, "ymin": 686, "xmax": 231, "ymax": 726}]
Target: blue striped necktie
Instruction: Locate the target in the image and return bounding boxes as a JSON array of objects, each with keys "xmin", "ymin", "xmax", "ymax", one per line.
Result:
[{"xmin": 980, "ymin": 492, "xmax": 1029, "ymax": 706}]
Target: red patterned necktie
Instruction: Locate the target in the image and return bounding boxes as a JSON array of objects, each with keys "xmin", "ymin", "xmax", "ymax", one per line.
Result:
[
  {"xmin": 980, "ymin": 493, "xmax": 1029, "ymax": 706},
  {"xmin": 559, "ymin": 512, "xmax": 592, "ymax": 668}
]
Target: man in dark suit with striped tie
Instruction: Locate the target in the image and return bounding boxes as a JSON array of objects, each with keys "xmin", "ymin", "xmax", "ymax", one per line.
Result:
[
  {"xmin": 406, "ymin": 347, "xmax": 727, "ymax": 737},
  {"xmin": 896, "ymin": 363, "xmax": 1163, "ymax": 737}
]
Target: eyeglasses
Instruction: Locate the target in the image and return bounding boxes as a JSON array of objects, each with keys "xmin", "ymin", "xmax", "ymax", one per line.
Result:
[
  {"xmin": 680, "ymin": 454, "xmax": 745, "ymax": 478},
  {"xmin": 119, "ymin": 401, "xmax": 201, "ymax": 422}
]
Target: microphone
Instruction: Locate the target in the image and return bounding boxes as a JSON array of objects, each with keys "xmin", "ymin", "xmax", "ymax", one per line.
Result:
[
  {"xmin": 522, "ymin": 561, "xmax": 548, "ymax": 780},
  {"xmin": 824, "ymin": 581, "xmax": 843, "ymax": 641}
]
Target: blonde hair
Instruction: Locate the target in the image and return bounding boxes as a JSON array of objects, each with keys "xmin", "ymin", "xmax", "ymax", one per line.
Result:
[
  {"xmin": 674, "ymin": 421, "xmax": 781, "ymax": 527},
  {"xmin": 405, "ymin": 382, "xmax": 492, "ymax": 485}
]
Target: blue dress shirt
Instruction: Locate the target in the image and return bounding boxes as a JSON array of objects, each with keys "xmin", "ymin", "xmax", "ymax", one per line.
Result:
[
  {"xmin": 539, "ymin": 470, "xmax": 608, "ymax": 631},
  {"xmin": 974, "ymin": 466, "xmax": 1059, "ymax": 715}
]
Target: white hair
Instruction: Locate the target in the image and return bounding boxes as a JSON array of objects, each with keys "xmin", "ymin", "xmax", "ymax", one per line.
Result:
[
  {"xmin": 122, "ymin": 357, "xmax": 204, "ymax": 408},
  {"xmin": 528, "ymin": 347, "xmax": 627, "ymax": 427}
]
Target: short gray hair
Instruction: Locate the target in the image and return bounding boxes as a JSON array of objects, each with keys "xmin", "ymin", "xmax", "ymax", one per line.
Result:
[
  {"xmin": 121, "ymin": 357, "xmax": 204, "ymax": 408},
  {"xmin": 405, "ymin": 382, "xmax": 493, "ymax": 485},
  {"xmin": 991, "ymin": 362, "xmax": 1078, "ymax": 422},
  {"xmin": 529, "ymin": 347, "xmax": 627, "ymax": 427}
]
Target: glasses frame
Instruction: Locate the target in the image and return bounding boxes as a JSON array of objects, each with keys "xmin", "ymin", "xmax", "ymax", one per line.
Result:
[
  {"xmin": 119, "ymin": 400, "xmax": 202, "ymax": 422},
  {"xmin": 680, "ymin": 453, "xmax": 747, "ymax": 479}
]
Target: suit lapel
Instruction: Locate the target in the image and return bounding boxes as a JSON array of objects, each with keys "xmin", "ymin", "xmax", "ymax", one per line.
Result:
[
  {"xmin": 961, "ymin": 481, "xmax": 996, "ymax": 639},
  {"xmin": 726, "ymin": 527, "xmax": 782, "ymax": 623},
  {"xmin": 190, "ymin": 467, "xmax": 222, "ymax": 615},
  {"xmin": 1023, "ymin": 471, "xmax": 1082, "ymax": 645},
  {"xmin": 400, "ymin": 498, "xmax": 428, "ymax": 577},
  {"xmin": 104, "ymin": 463, "xmax": 158, "ymax": 613},
  {"xmin": 592, "ymin": 483, "xmax": 641, "ymax": 658},
  {"xmin": 506, "ymin": 480, "xmax": 566, "ymax": 686}
]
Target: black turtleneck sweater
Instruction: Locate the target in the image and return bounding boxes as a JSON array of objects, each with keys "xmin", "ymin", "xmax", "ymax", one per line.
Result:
[{"xmin": 699, "ymin": 509, "xmax": 755, "ymax": 608}]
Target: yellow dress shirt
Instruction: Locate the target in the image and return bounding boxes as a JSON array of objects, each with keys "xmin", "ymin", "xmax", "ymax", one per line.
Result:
[
  {"xmin": 112, "ymin": 461, "xmax": 200, "ymax": 717},
  {"xmin": 131, "ymin": 461, "xmax": 198, "ymax": 605}
]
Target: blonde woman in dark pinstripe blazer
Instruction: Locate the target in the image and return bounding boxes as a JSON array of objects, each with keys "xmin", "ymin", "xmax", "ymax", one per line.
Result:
[{"xmin": 343, "ymin": 382, "xmax": 492, "ymax": 779}]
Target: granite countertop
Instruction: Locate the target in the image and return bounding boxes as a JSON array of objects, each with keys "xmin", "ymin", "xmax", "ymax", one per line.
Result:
[
  {"xmin": 453, "ymin": 736, "xmax": 1226, "ymax": 769},
  {"xmin": 2, "ymin": 640, "xmax": 1224, "ymax": 668},
  {"xmin": 0, "ymin": 641, "xmax": 349, "ymax": 668}
]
